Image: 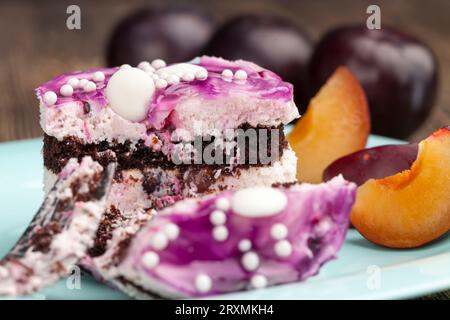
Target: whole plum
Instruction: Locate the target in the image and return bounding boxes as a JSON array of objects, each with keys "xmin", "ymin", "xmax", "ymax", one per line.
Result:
[
  {"xmin": 309, "ymin": 26, "xmax": 438, "ymax": 138},
  {"xmin": 202, "ymin": 15, "xmax": 313, "ymax": 112},
  {"xmin": 107, "ymin": 6, "xmax": 215, "ymax": 67}
]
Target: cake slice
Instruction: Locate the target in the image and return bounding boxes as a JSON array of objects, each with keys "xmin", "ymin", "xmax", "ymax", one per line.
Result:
[
  {"xmin": 95, "ymin": 176, "xmax": 356, "ymax": 298},
  {"xmin": 37, "ymin": 56, "xmax": 299, "ymax": 261}
]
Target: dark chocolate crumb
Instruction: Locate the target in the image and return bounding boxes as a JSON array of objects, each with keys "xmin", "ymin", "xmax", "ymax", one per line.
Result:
[
  {"xmin": 83, "ymin": 101, "xmax": 91, "ymax": 114},
  {"xmin": 88, "ymin": 205, "xmax": 122, "ymax": 257},
  {"xmin": 184, "ymin": 168, "xmax": 216, "ymax": 193},
  {"xmin": 142, "ymin": 172, "xmax": 159, "ymax": 195},
  {"xmin": 271, "ymin": 181, "xmax": 298, "ymax": 188},
  {"xmin": 31, "ymin": 222, "xmax": 62, "ymax": 253},
  {"xmin": 111, "ymin": 236, "xmax": 132, "ymax": 266}
]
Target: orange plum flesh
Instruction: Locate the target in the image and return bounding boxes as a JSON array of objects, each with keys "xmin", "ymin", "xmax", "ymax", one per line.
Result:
[
  {"xmin": 287, "ymin": 67, "xmax": 370, "ymax": 183},
  {"xmin": 351, "ymin": 127, "xmax": 450, "ymax": 248}
]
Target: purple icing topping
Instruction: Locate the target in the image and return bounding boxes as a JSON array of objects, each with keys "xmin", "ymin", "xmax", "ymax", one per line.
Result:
[
  {"xmin": 118, "ymin": 176, "xmax": 356, "ymax": 298},
  {"xmin": 36, "ymin": 56, "xmax": 294, "ymax": 130},
  {"xmin": 36, "ymin": 67, "xmax": 117, "ymax": 107}
]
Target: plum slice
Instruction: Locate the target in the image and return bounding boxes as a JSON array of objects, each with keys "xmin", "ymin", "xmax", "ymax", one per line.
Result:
[
  {"xmin": 323, "ymin": 143, "xmax": 419, "ymax": 186},
  {"xmin": 351, "ymin": 127, "xmax": 450, "ymax": 248},
  {"xmin": 287, "ymin": 67, "xmax": 370, "ymax": 183}
]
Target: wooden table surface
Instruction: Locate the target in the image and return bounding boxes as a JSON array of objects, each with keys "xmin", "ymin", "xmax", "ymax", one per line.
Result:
[{"xmin": 0, "ymin": 0, "xmax": 448, "ymax": 299}]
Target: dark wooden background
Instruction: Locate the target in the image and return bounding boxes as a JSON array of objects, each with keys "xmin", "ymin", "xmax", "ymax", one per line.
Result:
[
  {"xmin": 0, "ymin": 0, "xmax": 449, "ymax": 142},
  {"xmin": 0, "ymin": 0, "xmax": 448, "ymax": 299}
]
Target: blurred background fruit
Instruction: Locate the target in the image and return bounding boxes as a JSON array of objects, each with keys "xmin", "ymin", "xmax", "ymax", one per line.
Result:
[
  {"xmin": 323, "ymin": 143, "xmax": 418, "ymax": 186},
  {"xmin": 309, "ymin": 26, "xmax": 438, "ymax": 139},
  {"xmin": 202, "ymin": 15, "xmax": 313, "ymax": 112},
  {"xmin": 106, "ymin": 6, "xmax": 215, "ymax": 67},
  {"xmin": 0, "ymin": 0, "xmax": 449, "ymax": 143}
]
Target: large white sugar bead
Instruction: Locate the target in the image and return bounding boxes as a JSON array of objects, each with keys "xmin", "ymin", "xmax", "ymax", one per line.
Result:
[
  {"xmin": 157, "ymin": 63, "xmax": 207, "ymax": 80},
  {"xmin": 106, "ymin": 67, "xmax": 155, "ymax": 122},
  {"xmin": 231, "ymin": 187, "xmax": 288, "ymax": 218}
]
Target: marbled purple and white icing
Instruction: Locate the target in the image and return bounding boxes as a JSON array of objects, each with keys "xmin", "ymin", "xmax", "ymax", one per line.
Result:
[
  {"xmin": 109, "ymin": 176, "xmax": 356, "ymax": 298},
  {"xmin": 37, "ymin": 56, "xmax": 299, "ymax": 147}
]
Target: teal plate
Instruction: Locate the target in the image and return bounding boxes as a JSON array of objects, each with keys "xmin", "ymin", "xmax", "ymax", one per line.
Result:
[{"xmin": 0, "ymin": 135, "xmax": 449, "ymax": 300}]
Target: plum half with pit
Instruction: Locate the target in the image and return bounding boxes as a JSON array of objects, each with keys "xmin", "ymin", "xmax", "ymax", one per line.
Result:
[
  {"xmin": 202, "ymin": 15, "xmax": 313, "ymax": 112},
  {"xmin": 106, "ymin": 6, "xmax": 215, "ymax": 67},
  {"xmin": 309, "ymin": 26, "xmax": 438, "ymax": 138},
  {"xmin": 323, "ymin": 143, "xmax": 418, "ymax": 186}
]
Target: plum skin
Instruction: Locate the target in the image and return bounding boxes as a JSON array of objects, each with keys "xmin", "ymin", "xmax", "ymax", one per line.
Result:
[
  {"xmin": 323, "ymin": 143, "xmax": 419, "ymax": 186},
  {"xmin": 309, "ymin": 25, "xmax": 438, "ymax": 139},
  {"xmin": 106, "ymin": 6, "xmax": 215, "ymax": 67},
  {"xmin": 202, "ymin": 15, "xmax": 313, "ymax": 112}
]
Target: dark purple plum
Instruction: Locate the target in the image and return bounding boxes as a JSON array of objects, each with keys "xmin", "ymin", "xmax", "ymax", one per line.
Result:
[
  {"xmin": 106, "ymin": 6, "xmax": 215, "ymax": 67},
  {"xmin": 323, "ymin": 143, "xmax": 418, "ymax": 186},
  {"xmin": 309, "ymin": 26, "xmax": 438, "ymax": 139},
  {"xmin": 202, "ymin": 15, "xmax": 313, "ymax": 112}
]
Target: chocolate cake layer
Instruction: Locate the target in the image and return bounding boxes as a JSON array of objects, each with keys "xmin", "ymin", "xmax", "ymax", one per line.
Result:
[{"xmin": 43, "ymin": 124, "xmax": 287, "ymax": 174}]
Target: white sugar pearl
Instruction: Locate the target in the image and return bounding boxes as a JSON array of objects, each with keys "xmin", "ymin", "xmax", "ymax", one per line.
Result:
[
  {"xmin": 210, "ymin": 210, "xmax": 226, "ymax": 225},
  {"xmin": 43, "ymin": 91, "xmax": 57, "ymax": 105},
  {"xmin": 195, "ymin": 274, "xmax": 212, "ymax": 293},
  {"xmin": 59, "ymin": 84, "xmax": 73, "ymax": 97},
  {"xmin": 167, "ymin": 74, "xmax": 180, "ymax": 85},
  {"xmin": 151, "ymin": 73, "xmax": 160, "ymax": 81},
  {"xmin": 251, "ymin": 274, "xmax": 267, "ymax": 289},
  {"xmin": 151, "ymin": 59, "xmax": 166, "ymax": 69},
  {"xmin": 163, "ymin": 223, "xmax": 180, "ymax": 241},
  {"xmin": 106, "ymin": 67, "xmax": 155, "ymax": 122},
  {"xmin": 231, "ymin": 187, "xmax": 287, "ymax": 218},
  {"xmin": 212, "ymin": 225, "xmax": 228, "ymax": 242},
  {"xmin": 221, "ymin": 69, "xmax": 233, "ymax": 80},
  {"xmin": 182, "ymin": 73, "xmax": 195, "ymax": 82},
  {"xmin": 215, "ymin": 197, "xmax": 230, "ymax": 211},
  {"xmin": 234, "ymin": 69, "xmax": 248, "ymax": 81},
  {"xmin": 120, "ymin": 64, "xmax": 131, "ymax": 69},
  {"xmin": 238, "ymin": 239, "xmax": 252, "ymax": 252},
  {"xmin": 67, "ymin": 78, "xmax": 79, "ymax": 88},
  {"xmin": 274, "ymin": 240, "xmax": 292, "ymax": 257},
  {"xmin": 241, "ymin": 251, "xmax": 260, "ymax": 271},
  {"xmin": 159, "ymin": 73, "xmax": 169, "ymax": 80},
  {"xmin": 84, "ymin": 81, "xmax": 97, "ymax": 92},
  {"xmin": 93, "ymin": 71, "xmax": 105, "ymax": 82},
  {"xmin": 152, "ymin": 232, "xmax": 168, "ymax": 250},
  {"xmin": 141, "ymin": 251, "xmax": 159, "ymax": 269},
  {"xmin": 79, "ymin": 79, "xmax": 89, "ymax": 88},
  {"xmin": 270, "ymin": 223, "xmax": 288, "ymax": 240},
  {"xmin": 155, "ymin": 78, "xmax": 168, "ymax": 89},
  {"xmin": 138, "ymin": 61, "xmax": 154, "ymax": 72},
  {"xmin": 195, "ymin": 69, "xmax": 208, "ymax": 80}
]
